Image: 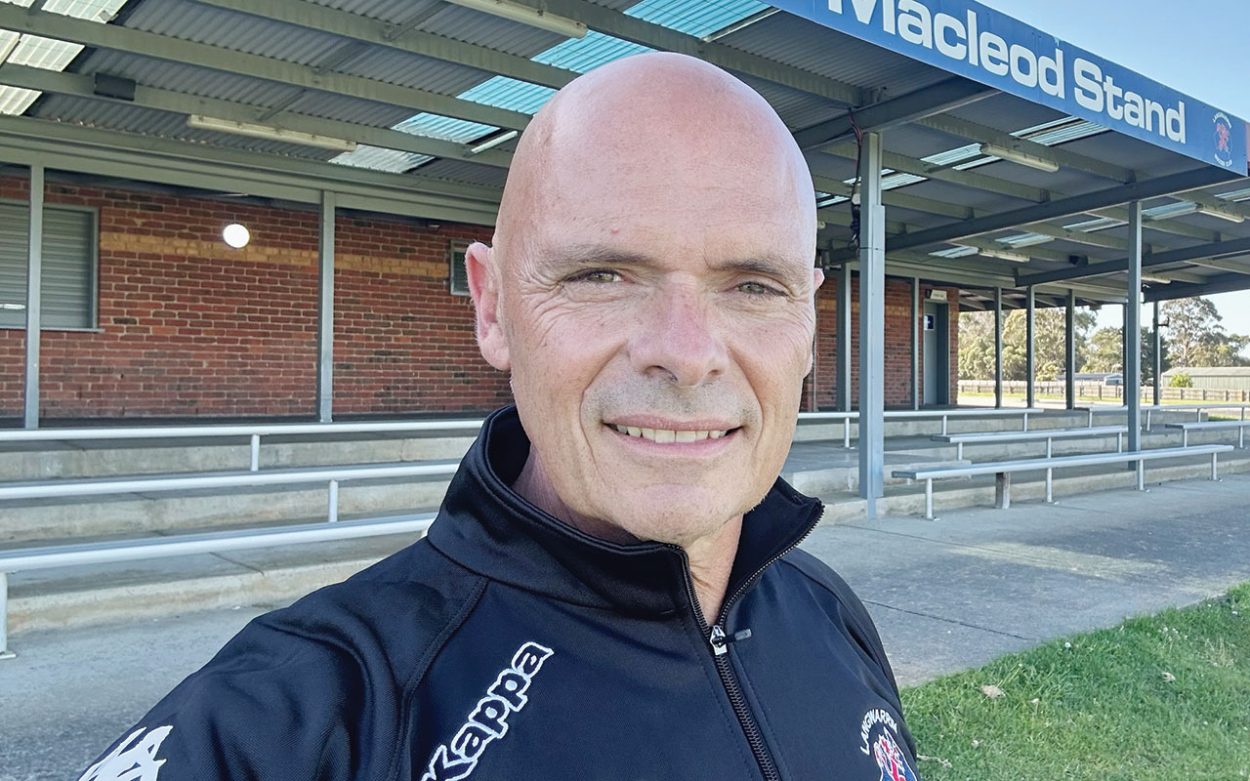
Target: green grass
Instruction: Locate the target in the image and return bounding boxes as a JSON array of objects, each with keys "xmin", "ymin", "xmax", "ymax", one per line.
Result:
[{"xmin": 901, "ymin": 583, "xmax": 1250, "ymax": 781}]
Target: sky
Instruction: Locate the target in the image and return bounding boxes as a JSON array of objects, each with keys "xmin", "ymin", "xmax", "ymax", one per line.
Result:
[{"xmin": 978, "ymin": 0, "xmax": 1250, "ymax": 339}]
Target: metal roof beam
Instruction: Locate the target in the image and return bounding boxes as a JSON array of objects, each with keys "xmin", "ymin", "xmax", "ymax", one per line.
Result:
[
  {"xmin": 522, "ymin": 0, "xmax": 863, "ymax": 105},
  {"xmin": 793, "ymin": 77, "xmax": 996, "ymax": 150},
  {"xmin": 885, "ymin": 166, "xmax": 1239, "ymax": 257},
  {"xmin": 0, "ymin": 63, "xmax": 514, "ymax": 169},
  {"xmin": 0, "ymin": 116, "xmax": 502, "ymax": 224},
  {"xmin": 915, "ymin": 114, "xmax": 1134, "ymax": 184},
  {"xmin": 1143, "ymin": 272, "xmax": 1250, "ymax": 302},
  {"xmin": 822, "ymin": 141, "xmax": 1051, "ymax": 203},
  {"xmin": 0, "ymin": 5, "xmax": 532, "ymax": 131},
  {"xmin": 189, "ymin": 0, "xmax": 579, "ymax": 91},
  {"xmin": 1187, "ymin": 258, "xmax": 1250, "ymax": 276},
  {"xmin": 811, "ymin": 174, "xmax": 973, "ymax": 220},
  {"xmin": 1018, "ymin": 235, "xmax": 1250, "ymax": 286}
]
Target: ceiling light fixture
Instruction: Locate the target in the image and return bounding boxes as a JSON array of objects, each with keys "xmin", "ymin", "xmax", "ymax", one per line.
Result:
[
  {"xmin": 978, "ymin": 143, "xmax": 1061, "ymax": 173},
  {"xmin": 442, "ymin": 0, "xmax": 588, "ymax": 38},
  {"xmin": 187, "ymin": 115, "xmax": 358, "ymax": 152},
  {"xmin": 1195, "ymin": 203, "xmax": 1246, "ymax": 223},
  {"xmin": 973, "ymin": 246, "xmax": 1032, "ymax": 263},
  {"xmin": 467, "ymin": 129, "xmax": 519, "ymax": 155}
]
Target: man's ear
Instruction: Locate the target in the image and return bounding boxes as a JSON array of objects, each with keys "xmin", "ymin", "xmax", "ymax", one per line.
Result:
[
  {"xmin": 811, "ymin": 267, "xmax": 825, "ymax": 292},
  {"xmin": 466, "ymin": 241, "xmax": 511, "ymax": 371}
]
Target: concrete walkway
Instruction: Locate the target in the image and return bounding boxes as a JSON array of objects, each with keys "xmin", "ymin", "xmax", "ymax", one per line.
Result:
[{"xmin": 3, "ymin": 474, "xmax": 1248, "ymax": 779}]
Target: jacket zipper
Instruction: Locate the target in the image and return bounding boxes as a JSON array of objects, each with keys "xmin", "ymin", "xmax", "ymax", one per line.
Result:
[{"xmin": 678, "ymin": 502, "xmax": 823, "ymax": 781}]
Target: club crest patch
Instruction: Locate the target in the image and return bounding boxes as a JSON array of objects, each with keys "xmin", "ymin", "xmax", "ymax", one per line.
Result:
[
  {"xmin": 78, "ymin": 726, "xmax": 173, "ymax": 781},
  {"xmin": 859, "ymin": 708, "xmax": 917, "ymax": 781}
]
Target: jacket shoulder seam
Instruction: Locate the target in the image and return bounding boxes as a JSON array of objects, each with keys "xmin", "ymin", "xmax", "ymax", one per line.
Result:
[{"xmin": 384, "ymin": 572, "xmax": 489, "ymax": 781}]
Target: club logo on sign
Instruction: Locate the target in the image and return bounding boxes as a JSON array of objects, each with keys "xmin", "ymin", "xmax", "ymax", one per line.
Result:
[{"xmin": 1213, "ymin": 112, "xmax": 1234, "ymax": 168}]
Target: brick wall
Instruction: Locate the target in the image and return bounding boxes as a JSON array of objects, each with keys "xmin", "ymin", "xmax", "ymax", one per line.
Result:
[
  {"xmin": 805, "ymin": 274, "xmax": 960, "ymax": 409},
  {"xmin": 0, "ymin": 177, "xmax": 960, "ymax": 420},
  {"xmin": 0, "ymin": 177, "xmax": 511, "ymax": 419}
]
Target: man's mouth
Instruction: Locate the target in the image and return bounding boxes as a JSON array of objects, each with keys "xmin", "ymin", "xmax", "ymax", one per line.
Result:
[{"xmin": 609, "ymin": 424, "xmax": 736, "ymax": 443}]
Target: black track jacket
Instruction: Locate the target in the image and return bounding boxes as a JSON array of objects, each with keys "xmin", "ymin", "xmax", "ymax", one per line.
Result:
[{"xmin": 80, "ymin": 406, "xmax": 919, "ymax": 781}]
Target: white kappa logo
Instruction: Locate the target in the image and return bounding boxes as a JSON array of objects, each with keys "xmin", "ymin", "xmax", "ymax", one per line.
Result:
[
  {"xmin": 78, "ymin": 726, "xmax": 173, "ymax": 781},
  {"xmin": 421, "ymin": 641, "xmax": 554, "ymax": 781}
]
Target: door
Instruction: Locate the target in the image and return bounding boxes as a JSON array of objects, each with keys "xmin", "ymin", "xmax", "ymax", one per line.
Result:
[{"xmin": 923, "ymin": 302, "xmax": 949, "ymax": 405}]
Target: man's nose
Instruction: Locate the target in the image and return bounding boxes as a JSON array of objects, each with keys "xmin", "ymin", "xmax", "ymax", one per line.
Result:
[{"xmin": 628, "ymin": 286, "xmax": 729, "ymax": 387}]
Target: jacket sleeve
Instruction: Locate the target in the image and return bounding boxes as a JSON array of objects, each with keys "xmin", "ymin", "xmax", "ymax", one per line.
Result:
[
  {"xmin": 781, "ymin": 550, "xmax": 918, "ymax": 758},
  {"xmin": 75, "ymin": 610, "xmax": 395, "ymax": 781}
]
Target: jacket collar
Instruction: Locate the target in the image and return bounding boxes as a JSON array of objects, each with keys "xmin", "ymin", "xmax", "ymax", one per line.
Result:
[{"xmin": 427, "ymin": 406, "xmax": 824, "ymax": 618}]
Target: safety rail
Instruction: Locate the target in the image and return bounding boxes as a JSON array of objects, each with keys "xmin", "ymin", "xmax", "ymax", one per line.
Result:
[
  {"xmin": 0, "ymin": 461, "xmax": 459, "ymax": 521},
  {"xmin": 892, "ymin": 445, "xmax": 1233, "ymax": 520},
  {"xmin": 932, "ymin": 425, "xmax": 1128, "ymax": 461},
  {"xmin": 1164, "ymin": 420, "xmax": 1250, "ymax": 449},
  {"xmin": 0, "ymin": 512, "xmax": 436, "ymax": 657},
  {"xmin": 1079, "ymin": 403, "xmax": 1250, "ymax": 430},
  {"xmin": 797, "ymin": 407, "xmax": 1044, "ymax": 447},
  {"xmin": 0, "ymin": 419, "xmax": 485, "ymax": 472}
]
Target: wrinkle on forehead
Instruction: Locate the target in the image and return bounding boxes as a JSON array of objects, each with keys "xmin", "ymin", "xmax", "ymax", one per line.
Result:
[{"xmin": 492, "ymin": 52, "xmax": 816, "ymax": 267}]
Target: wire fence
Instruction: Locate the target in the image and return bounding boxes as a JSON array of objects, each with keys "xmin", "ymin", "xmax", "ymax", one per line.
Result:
[{"xmin": 958, "ymin": 381, "xmax": 1250, "ymax": 403}]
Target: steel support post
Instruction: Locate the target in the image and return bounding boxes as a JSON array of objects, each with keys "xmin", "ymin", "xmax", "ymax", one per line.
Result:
[
  {"xmin": 23, "ymin": 163, "xmax": 44, "ymax": 430},
  {"xmin": 857, "ymin": 132, "xmax": 886, "ymax": 512},
  {"xmin": 0, "ymin": 571, "xmax": 10, "ymax": 658},
  {"xmin": 1025, "ymin": 286, "xmax": 1036, "ymax": 410},
  {"xmin": 1152, "ymin": 301, "xmax": 1162, "ymax": 407},
  {"xmin": 994, "ymin": 287, "xmax": 1003, "ymax": 409},
  {"xmin": 1065, "ymin": 289, "xmax": 1077, "ymax": 410},
  {"xmin": 911, "ymin": 277, "xmax": 920, "ymax": 410},
  {"xmin": 316, "ymin": 191, "xmax": 336, "ymax": 423},
  {"xmin": 837, "ymin": 263, "xmax": 852, "ymax": 412},
  {"xmin": 1126, "ymin": 201, "xmax": 1142, "ymax": 453}
]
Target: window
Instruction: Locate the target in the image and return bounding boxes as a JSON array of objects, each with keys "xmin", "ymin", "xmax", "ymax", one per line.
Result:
[
  {"xmin": 0, "ymin": 202, "xmax": 96, "ymax": 329},
  {"xmin": 448, "ymin": 240, "xmax": 470, "ymax": 296}
]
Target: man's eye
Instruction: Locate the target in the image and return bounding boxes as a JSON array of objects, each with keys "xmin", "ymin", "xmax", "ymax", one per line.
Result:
[
  {"xmin": 737, "ymin": 281, "xmax": 782, "ymax": 296},
  {"xmin": 568, "ymin": 269, "xmax": 622, "ymax": 284}
]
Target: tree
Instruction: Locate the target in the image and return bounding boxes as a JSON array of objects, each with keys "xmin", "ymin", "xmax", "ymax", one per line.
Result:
[
  {"xmin": 958, "ymin": 307, "xmax": 1096, "ymax": 380},
  {"xmin": 1162, "ymin": 297, "xmax": 1250, "ymax": 367},
  {"xmin": 1142, "ymin": 325, "xmax": 1171, "ymax": 385},
  {"xmin": 1082, "ymin": 327, "xmax": 1123, "ymax": 373}
]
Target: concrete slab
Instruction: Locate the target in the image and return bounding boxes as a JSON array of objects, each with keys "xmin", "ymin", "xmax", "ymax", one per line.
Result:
[{"xmin": 2, "ymin": 475, "xmax": 1248, "ymax": 779}]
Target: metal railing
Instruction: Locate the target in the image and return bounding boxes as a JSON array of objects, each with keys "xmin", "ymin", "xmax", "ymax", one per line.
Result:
[
  {"xmin": 0, "ymin": 512, "xmax": 436, "ymax": 656},
  {"xmin": 0, "ymin": 419, "xmax": 485, "ymax": 472},
  {"xmin": 798, "ymin": 407, "xmax": 1044, "ymax": 447}
]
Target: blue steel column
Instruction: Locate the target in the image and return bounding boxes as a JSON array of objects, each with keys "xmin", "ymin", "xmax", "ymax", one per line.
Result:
[
  {"xmin": 1025, "ymin": 286, "xmax": 1036, "ymax": 409},
  {"xmin": 837, "ymin": 263, "xmax": 852, "ymax": 411},
  {"xmin": 316, "ymin": 191, "xmax": 336, "ymax": 423},
  {"xmin": 911, "ymin": 277, "xmax": 920, "ymax": 410},
  {"xmin": 1152, "ymin": 301, "xmax": 1162, "ymax": 406},
  {"xmin": 1065, "ymin": 289, "xmax": 1076, "ymax": 410},
  {"xmin": 858, "ymin": 132, "xmax": 885, "ymax": 512},
  {"xmin": 23, "ymin": 164, "xmax": 44, "ymax": 430},
  {"xmin": 1126, "ymin": 201, "xmax": 1142, "ymax": 452},
  {"xmin": 994, "ymin": 287, "xmax": 1003, "ymax": 409}
]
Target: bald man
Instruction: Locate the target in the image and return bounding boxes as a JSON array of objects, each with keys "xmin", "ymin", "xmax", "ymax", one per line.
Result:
[{"xmin": 80, "ymin": 54, "xmax": 917, "ymax": 781}]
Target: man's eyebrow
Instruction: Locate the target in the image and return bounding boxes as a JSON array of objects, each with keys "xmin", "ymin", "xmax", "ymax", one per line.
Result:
[{"xmin": 547, "ymin": 245, "xmax": 807, "ymax": 279}]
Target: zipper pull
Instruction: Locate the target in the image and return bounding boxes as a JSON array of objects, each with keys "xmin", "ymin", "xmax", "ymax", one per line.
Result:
[{"xmin": 709, "ymin": 624, "xmax": 729, "ymax": 656}]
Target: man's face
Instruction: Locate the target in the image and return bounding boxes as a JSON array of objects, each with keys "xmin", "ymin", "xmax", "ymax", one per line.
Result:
[{"xmin": 472, "ymin": 83, "xmax": 820, "ymax": 549}]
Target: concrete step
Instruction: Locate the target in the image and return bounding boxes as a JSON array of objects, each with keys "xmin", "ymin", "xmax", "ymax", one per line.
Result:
[
  {"xmin": 0, "ymin": 466, "xmax": 455, "ymax": 545},
  {"xmin": 0, "ymin": 432, "xmax": 478, "ymax": 482},
  {"xmin": 820, "ymin": 448, "xmax": 1250, "ymax": 522},
  {"xmin": 8, "ymin": 450, "xmax": 1248, "ymax": 642}
]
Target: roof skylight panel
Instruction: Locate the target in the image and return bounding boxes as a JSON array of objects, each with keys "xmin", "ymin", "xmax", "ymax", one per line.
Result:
[
  {"xmin": 534, "ymin": 30, "xmax": 651, "ymax": 73},
  {"xmin": 625, "ymin": 0, "xmax": 769, "ymax": 39}
]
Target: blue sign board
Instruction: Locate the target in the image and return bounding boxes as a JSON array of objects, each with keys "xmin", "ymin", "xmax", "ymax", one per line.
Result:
[{"xmin": 771, "ymin": 0, "xmax": 1248, "ymax": 172}]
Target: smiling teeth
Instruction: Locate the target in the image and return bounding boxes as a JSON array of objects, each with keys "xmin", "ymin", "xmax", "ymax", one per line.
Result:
[{"xmin": 613, "ymin": 425, "xmax": 729, "ymax": 442}]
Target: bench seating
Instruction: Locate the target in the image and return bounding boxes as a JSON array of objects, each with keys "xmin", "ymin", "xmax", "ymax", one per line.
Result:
[
  {"xmin": 932, "ymin": 425, "xmax": 1128, "ymax": 460},
  {"xmin": 892, "ymin": 445, "xmax": 1233, "ymax": 520},
  {"xmin": 1164, "ymin": 420, "xmax": 1250, "ymax": 448},
  {"xmin": 0, "ymin": 513, "xmax": 435, "ymax": 657}
]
